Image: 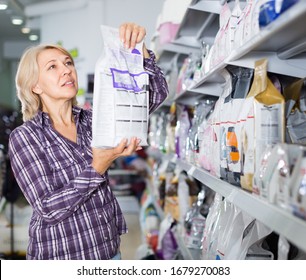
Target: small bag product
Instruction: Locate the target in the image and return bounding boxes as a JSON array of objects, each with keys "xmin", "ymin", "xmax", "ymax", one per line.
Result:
[
  {"xmin": 284, "ymin": 77, "xmax": 306, "ymax": 145},
  {"xmin": 220, "ymin": 66, "xmax": 254, "ymax": 186},
  {"xmin": 92, "ymin": 25, "xmax": 149, "ymax": 148},
  {"xmin": 238, "ymin": 59, "xmax": 285, "ymax": 192},
  {"xmin": 185, "ymin": 188, "xmax": 206, "ymax": 250},
  {"xmin": 289, "ymin": 149, "xmax": 306, "ymax": 220}
]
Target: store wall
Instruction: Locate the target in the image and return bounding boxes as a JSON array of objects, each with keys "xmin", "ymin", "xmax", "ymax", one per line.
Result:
[{"xmin": 0, "ymin": 0, "xmax": 164, "ymax": 109}]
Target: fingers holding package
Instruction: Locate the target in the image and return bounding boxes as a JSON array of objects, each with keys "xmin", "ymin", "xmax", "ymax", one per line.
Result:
[
  {"xmin": 119, "ymin": 22, "xmax": 146, "ymax": 50},
  {"xmin": 91, "ymin": 137, "xmax": 142, "ymax": 174}
]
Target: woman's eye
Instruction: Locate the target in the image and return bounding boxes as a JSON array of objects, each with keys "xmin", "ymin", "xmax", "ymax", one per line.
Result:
[
  {"xmin": 48, "ymin": 65, "xmax": 55, "ymax": 70},
  {"xmin": 66, "ymin": 61, "xmax": 73, "ymax": 66}
]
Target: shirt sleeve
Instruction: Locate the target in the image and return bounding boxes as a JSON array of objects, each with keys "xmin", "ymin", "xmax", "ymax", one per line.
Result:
[
  {"xmin": 144, "ymin": 49, "xmax": 169, "ymax": 114},
  {"xmin": 8, "ymin": 125, "xmax": 105, "ymax": 225}
]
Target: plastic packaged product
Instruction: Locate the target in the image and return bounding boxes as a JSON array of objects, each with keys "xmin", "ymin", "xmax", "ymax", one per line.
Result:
[
  {"xmin": 234, "ymin": 0, "xmax": 250, "ymax": 49},
  {"xmin": 238, "ymin": 59, "xmax": 285, "ymax": 192},
  {"xmin": 156, "ymin": 111, "xmax": 168, "ymax": 153},
  {"xmin": 253, "ymin": 144, "xmax": 273, "ymax": 196},
  {"xmin": 92, "ymin": 25, "xmax": 149, "ymax": 148},
  {"xmin": 189, "ymin": 99, "xmax": 215, "ymax": 166},
  {"xmin": 185, "ymin": 188, "xmax": 206, "ymax": 250},
  {"xmin": 277, "ymin": 235, "xmax": 290, "ymax": 260},
  {"xmin": 156, "ymin": 214, "xmax": 178, "ymax": 260},
  {"xmin": 201, "ymin": 193, "xmax": 222, "ymax": 259},
  {"xmin": 227, "ymin": 0, "xmax": 242, "ymax": 55},
  {"xmin": 226, "ymin": 216, "xmax": 272, "ymax": 259},
  {"xmin": 259, "ymin": 0, "xmax": 299, "ymax": 27},
  {"xmin": 215, "ymin": 201, "xmax": 236, "ymax": 260},
  {"xmin": 222, "ymin": 206, "xmax": 250, "ymax": 259},
  {"xmin": 266, "ymin": 144, "xmax": 303, "ymax": 209},
  {"xmin": 284, "ymin": 78, "xmax": 306, "ymax": 145},
  {"xmin": 165, "ymin": 103, "xmax": 177, "ymax": 154},
  {"xmin": 289, "ymin": 150, "xmax": 306, "ymax": 220},
  {"xmin": 251, "ymin": 0, "xmax": 269, "ymax": 37},
  {"xmin": 200, "ymin": 69, "xmax": 230, "ymax": 178},
  {"xmin": 198, "ymin": 115, "xmax": 214, "ymax": 173},
  {"xmin": 242, "ymin": 0, "xmax": 255, "ymax": 44},
  {"xmin": 218, "ymin": 69, "xmax": 234, "ymax": 181},
  {"xmin": 258, "ymin": 0, "xmax": 280, "ymax": 27},
  {"xmin": 175, "ymin": 105, "xmax": 191, "ymax": 159},
  {"xmin": 220, "ymin": 66, "xmax": 254, "ymax": 186},
  {"xmin": 245, "ymin": 242, "xmax": 274, "ymax": 260},
  {"xmin": 148, "ymin": 114, "xmax": 158, "ymax": 148},
  {"xmin": 212, "ymin": 2, "xmax": 231, "ymax": 66}
]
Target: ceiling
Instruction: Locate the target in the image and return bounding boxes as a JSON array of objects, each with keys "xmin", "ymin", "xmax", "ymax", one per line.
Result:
[{"xmin": 0, "ymin": 0, "xmax": 63, "ymax": 42}]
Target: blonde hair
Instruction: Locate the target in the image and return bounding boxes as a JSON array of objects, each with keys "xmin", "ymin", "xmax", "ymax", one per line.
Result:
[{"xmin": 15, "ymin": 44, "xmax": 78, "ymax": 121}]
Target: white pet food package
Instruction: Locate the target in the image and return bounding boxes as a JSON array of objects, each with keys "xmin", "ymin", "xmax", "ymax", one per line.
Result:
[{"xmin": 92, "ymin": 25, "xmax": 149, "ymax": 148}]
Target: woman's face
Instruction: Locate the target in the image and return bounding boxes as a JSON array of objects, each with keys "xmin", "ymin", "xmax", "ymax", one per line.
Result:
[{"xmin": 33, "ymin": 48, "xmax": 78, "ymax": 105}]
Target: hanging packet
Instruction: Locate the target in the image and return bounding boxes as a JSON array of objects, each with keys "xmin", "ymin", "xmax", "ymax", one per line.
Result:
[
  {"xmin": 210, "ymin": 69, "xmax": 233, "ymax": 178},
  {"xmin": 92, "ymin": 25, "xmax": 149, "ymax": 148},
  {"xmin": 238, "ymin": 59, "xmax": 284, "ymax": 192},
  {"xmin": 284, "ymin": 77, "xmax": 306, "ymax": 145},
  {"xmin": 220, "ymin": 66, "xmax": 254, "ymax": 186},
  {"xmin": 289, "ymin": 149, "xmax": 306, "ymax": 220}
]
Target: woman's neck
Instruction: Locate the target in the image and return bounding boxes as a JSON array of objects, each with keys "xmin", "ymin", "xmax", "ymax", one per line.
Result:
[{"xmin": 42, "ymin": 101, "xmax": 74, "ymax": 126}]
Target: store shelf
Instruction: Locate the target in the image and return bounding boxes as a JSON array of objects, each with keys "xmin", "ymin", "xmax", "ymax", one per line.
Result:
[
  {"xmin": 228, "ymin": 51, "xmax": 306, "ymax": 79},
  {"xmin": 153, "ymin": 0, "xmax": 306, "ymax": 257},
  {"xmin": 159, "ymin": 43, "xmax": 199, "ymax": 56},
  {"xmin": 108, "ymin": 169, "xmax": 138, "ymax": 176},
  {"xmin": 176, "ymin": 159, "xmax": 306, "ymax": 252},
  {"xmin": 174, "ymin": 84, "xmax": 221, "ymax": 105},
  {"xmin": 176, "ymin": 9, "xmax": 218, "ymax": 43},
  {"xmin": 227, "ymin": 1, "xmax": 306, "ymax": 77},
  {"xmin": 160, "ymin": 1, "xmax": 306, "ymax": 106},
  {"xmin": 189, "ymin": 0, "xmax": 222, "ymax": 14}
]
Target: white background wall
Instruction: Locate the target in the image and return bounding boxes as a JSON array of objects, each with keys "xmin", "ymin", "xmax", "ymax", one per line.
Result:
[
  {"xmin": 0, "ymin": 0, "xmax": 165, "ymax": 109},
  {"xmin": 39, "ymin": 0, "xmax": 164, "ymax": 94}
]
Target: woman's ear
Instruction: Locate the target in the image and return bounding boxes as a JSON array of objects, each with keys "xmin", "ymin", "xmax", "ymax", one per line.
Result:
[{"xmin": 32, "ymin": 84, "xmax": 42, "ymax": 95}]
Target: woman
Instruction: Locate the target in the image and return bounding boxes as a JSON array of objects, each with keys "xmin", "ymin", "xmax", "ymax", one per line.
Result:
[{"xmin": 8, "ymin": 22, "xmax": 168, "ymax": 260}]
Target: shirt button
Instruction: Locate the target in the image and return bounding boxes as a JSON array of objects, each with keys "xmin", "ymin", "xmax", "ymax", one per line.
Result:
[
  {"xmin": 99, "ymin": 215, "xmax": 102, "ymax": 218},
  {"xmin": 81, "ymin": 152, "xmax": 85, "ymax": 156}
]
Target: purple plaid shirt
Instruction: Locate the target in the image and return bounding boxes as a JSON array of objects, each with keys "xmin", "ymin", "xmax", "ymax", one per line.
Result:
[{"xmin": 8, "ymin": 50, "xmax": 168, "ymax": 259}]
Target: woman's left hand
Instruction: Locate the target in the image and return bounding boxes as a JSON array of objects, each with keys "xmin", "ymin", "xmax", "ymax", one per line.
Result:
[{"xmin": 119, "ymin": 22, "xmax": 149, "ymax": 58}]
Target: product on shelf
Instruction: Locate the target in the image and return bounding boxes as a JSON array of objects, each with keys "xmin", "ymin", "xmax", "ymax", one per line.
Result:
[
  {"xmin": 219, "ymin": 66, "xmax": 254, "ymax": 186},
  {"xmin": 289, "ymin": 149, "xmax": 306, "ymax": 220},
  {"xmin": 165, "ymin": 103, "xmax": 177, "ymax": 155},
  {"xmin": 202, "ymin": 194, "xmax": 273, "ymax": 260},
  {"xmin": 258, "ymin": 0, "xmax": 299, "ymax": 28},
  {"xmin": 156, "ymin": 214, "xmax": 179, "ymax": 260},
  {"xmin": 208, "ymin": 69, "xmax": 232, "ymax": 178},
  {"xmin": 238, "ymin": 58, "xmax": 285, "ymax": 192},
  {"xmin": 228, "ymin": 0, "xmax": 242, "ymax": 55},
  {"xmin": 150, "ymin": 0, "xmax": 306, "ymax": 259},
  {"xmin": 175, "ymin": 105, "xmax": 192, "ymax": 160},
  {"xmin": 184, "ymin": 188, "xmax": 206, "ymax": 250},
  {"xmin": 186, "ymin": 99, "xmax": 215, "ymax": 166},
  {"xmin": 284, "ymin": 77, "xmax": 306, "ymax": 145}
]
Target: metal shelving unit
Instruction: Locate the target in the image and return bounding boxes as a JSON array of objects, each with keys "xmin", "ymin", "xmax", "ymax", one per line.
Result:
[
  {"xmin": 160, "ymin": 0, "xmax": 306, "ymax": 102},
  {"xmin": 176, "ymin": 159, "xmax": 306, "ymax": 253},
  {"xmin": 155, "ymin": 0, "xmax": 306, "ymax": 256}
]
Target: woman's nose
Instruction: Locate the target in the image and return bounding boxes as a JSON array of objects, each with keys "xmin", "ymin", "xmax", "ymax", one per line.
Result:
[{"xmin": 62, "ymin": 64, "xmax": 71, "ymax": 75}]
